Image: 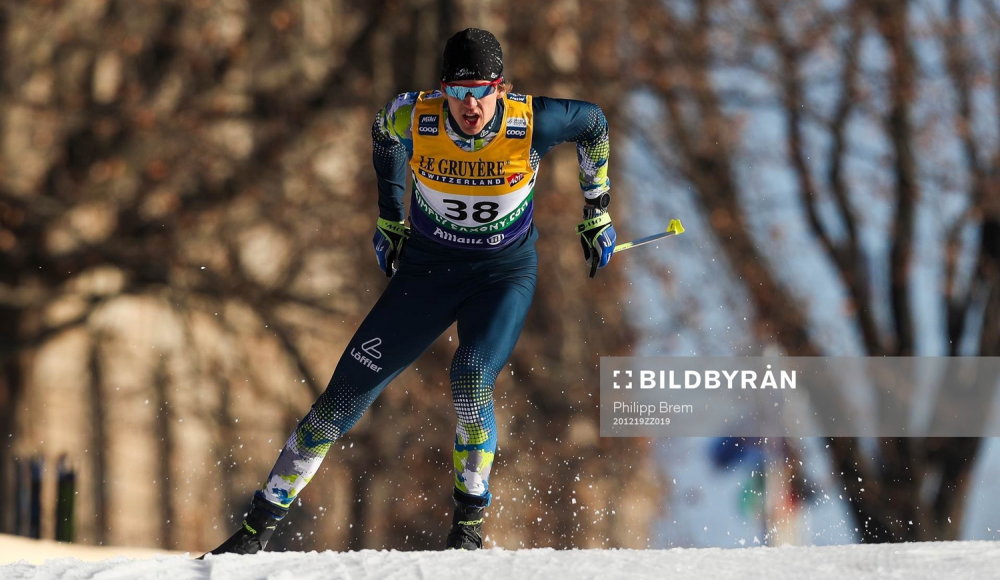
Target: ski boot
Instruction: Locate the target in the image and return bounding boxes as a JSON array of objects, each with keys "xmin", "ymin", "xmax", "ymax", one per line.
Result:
[
  {"xmin": 445, "ymin": 502, "xmax": 485, "ymax": 550},
  {"xmin": 201, "ymin": 495, "xmax": 287, "ymax": 557}
]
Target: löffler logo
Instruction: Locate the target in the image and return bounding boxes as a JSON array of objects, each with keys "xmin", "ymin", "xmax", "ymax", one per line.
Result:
[
  {"xmin": 361, "ymin": 337, "xmax": 382, "ymax": 359},
  {"xmin": 351, "ymin": 337, "xmax": 383, "ymax": 372}
]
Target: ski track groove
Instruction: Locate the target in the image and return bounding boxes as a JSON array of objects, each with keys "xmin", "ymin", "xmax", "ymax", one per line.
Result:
[{"xmin": 409, "ymin": 549, "xmax": 430, "ymax": 580}]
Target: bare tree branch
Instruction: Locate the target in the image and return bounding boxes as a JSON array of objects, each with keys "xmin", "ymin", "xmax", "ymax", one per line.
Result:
[{"xmin": 872, "ymin": 0, "xmax": 919, "ymax": 356}]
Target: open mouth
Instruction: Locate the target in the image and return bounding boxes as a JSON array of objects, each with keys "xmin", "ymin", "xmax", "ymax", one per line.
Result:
[{"xmin": 462, "ymin": 112, "xmax": 480, "ymax": 126}]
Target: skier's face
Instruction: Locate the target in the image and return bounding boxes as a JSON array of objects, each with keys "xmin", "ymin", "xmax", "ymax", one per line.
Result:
[{"xmin": 443, "ymin": 80, "xmax": 504, "ymax": 135}]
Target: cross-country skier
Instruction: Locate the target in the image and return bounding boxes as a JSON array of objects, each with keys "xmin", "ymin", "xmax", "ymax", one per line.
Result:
[{"xmin": 206, "ymin": 27, "xmax": 615, "ymax": 554}]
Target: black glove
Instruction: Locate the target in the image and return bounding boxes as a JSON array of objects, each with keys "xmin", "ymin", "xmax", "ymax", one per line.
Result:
[
  {"xmin": 373, "ymin": 217, "xmax": 410, "ymax": 277},
  {"xmin": 577, "ymin": 193, "xmax": 615, "ymax": 278}
]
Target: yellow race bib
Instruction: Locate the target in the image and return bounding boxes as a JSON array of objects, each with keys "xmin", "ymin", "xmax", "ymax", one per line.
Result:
[{"xmin": 408, "ymin": 91, "xmax": 537, "ymax": 249}]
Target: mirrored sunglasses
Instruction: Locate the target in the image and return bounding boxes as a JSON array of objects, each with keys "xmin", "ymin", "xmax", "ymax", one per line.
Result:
[{"xmin": 441, "ymin": 78, "xmax": 503, "ymax": 100}]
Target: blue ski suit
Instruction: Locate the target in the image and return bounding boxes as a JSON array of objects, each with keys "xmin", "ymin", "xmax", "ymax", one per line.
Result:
[{"xmin": 254, "ymin": 91, "xmax": 611, "ymax": 513}]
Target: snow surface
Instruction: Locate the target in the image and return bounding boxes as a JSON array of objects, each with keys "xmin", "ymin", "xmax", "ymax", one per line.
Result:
[
  {"xmin": 3, "ymin": 541, "xmax": 1000, "ymax": 580},
  {"xmin": 0, "ymin": 534, "xmax": 182, "ymax": 565}
]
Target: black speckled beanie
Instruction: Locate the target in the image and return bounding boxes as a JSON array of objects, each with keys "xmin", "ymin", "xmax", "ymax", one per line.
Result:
[{"xmin": 441, "ymin": 28, "xmax": 503, "ymax": 82}]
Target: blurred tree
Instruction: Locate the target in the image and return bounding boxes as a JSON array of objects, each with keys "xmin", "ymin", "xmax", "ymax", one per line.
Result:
[
  {"xmin": 0, "ymin": 0, "xmax": 657, "ymax": 551},
  {"xmin": 628, "ymin": 0, "xmax": 999, "ymax": 542}
]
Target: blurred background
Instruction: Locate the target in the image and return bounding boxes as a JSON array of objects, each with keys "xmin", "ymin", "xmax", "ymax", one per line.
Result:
[{"xmin": 0, "ymin": 0, "xmax": 998, "ymax": 555}]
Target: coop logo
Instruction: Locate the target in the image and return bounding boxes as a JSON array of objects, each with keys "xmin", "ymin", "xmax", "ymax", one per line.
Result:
[
  {"xmin": 506, "ymin": 172, "xmax": 525, "ymax": 187},
  {"xmin": 487, "ymin": 233, "xmax": 505, "ymax": 245},
  {"xmin": 505, "ymin": 116, "xmax": 527, "ymax": 139},
  {"xmin": 418, "ymin": 114, "xmax": 439, "ymax": 135},
  {"xmin": 505, "ymin": 125, "xmax": 526, "ymax": 139},
  {"xmin": 351, "ymin": 337, "xmax": 383, "ymax": 373}
]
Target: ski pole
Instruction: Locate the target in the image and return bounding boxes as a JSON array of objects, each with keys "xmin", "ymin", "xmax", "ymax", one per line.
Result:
[{"xmin": 614, "ymin": 219, "xmax": 685, "ymax": 253}]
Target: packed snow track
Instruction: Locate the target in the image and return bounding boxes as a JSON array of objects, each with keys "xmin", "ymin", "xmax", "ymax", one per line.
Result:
[{"xmin": 3, "ymin": 541, "xmax": 999, "ymax": 580}]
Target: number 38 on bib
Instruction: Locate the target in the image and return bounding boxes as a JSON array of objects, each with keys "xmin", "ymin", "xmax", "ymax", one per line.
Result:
[{"xmin": 408, "ymin": 91, "xmax": 538, "ymax": 250}]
